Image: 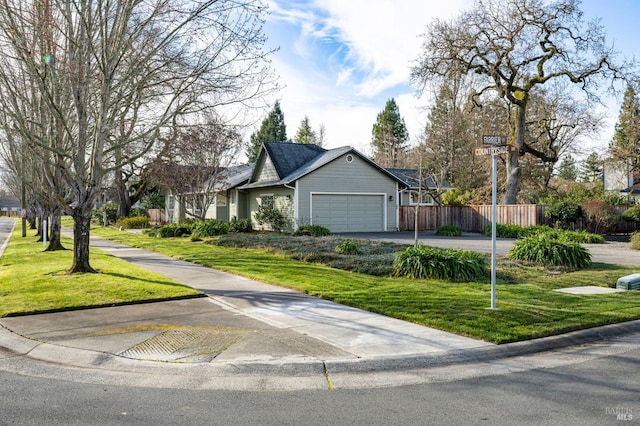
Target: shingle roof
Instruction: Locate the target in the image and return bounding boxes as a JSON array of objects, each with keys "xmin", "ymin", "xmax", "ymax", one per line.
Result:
[
  {"xmin": 386, "ymin": 168, "xmax": 454, "ymax": 190},
  {"xmin": 263, "ymin": 142, "xmax": 327, "ymax": 179},
  {"xmin": 240, "ymin": 143, "xmax": 407, "ymax": 190}
]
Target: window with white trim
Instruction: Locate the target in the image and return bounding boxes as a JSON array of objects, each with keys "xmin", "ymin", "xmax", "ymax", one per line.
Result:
[{"xmin": 409, "ymin": 192, "xmax": 434, "ymax": 205}]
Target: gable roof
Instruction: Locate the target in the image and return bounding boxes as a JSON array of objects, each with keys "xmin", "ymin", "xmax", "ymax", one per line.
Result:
[
  {"xmin": 263, "ymin": 142, "xmax": 327, "ymax": 179},
  {"xmin": 386, "ymin": 168, "xmax": 454, "ymax": 191},
  {"xmin": 241, "ymin": 142, "xmax": 406, "ymax": 190}
]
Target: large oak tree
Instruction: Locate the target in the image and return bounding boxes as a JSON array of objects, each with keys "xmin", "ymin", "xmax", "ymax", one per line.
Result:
[{"xmin": 412, "ymin": 0, "xmax": 625, "ymax": 203}]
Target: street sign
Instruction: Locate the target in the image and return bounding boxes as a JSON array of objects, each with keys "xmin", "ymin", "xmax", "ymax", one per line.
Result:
[
  {"xmin": 482, "ymin": 135, "xmax": 507, "ymax": 145},
  {"xmin": 474, "ymin": 144, "xmax": 518, "ymax": 156}
]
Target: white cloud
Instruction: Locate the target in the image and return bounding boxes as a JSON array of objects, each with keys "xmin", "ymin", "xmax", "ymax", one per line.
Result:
[{"xmin": 261, "ymin": 1, "xmax": 475, "ymax": 153}]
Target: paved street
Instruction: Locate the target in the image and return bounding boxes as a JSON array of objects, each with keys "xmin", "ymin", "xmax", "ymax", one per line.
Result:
[{"xmin": 0, "ymin": 339, "xmax": 638, "ymax": 425}]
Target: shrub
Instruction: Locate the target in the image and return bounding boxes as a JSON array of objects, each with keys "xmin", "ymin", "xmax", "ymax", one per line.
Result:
[
  {"xmin": 509, "ymin": 234, "xmax": 591, "ymax": 269},
  {"xmin": 192, "ymin": 220, "xmax": 229, "ymax": 238},
  {"xmin": 115, "ymin": 215, "xmax": 150, "ymax": 229},
  {"xmin": 93, "ymin": 203, "xmax": 118, "ymax": 225},
  {"xmin": 393, "ymin": 244, "xmax": 487, "ymax": 281},
  {"xmin": 482, "ymin": 223, "xmax": 523, "ymax": 238},
  {"xmin": 229, "ymin": 217, "xmax": 253, "ymax": 233},
  {"xmin": 631, "ymin": 232, "xmax": 640, "ymax": 250},
  {"xmin": 335, "ymin": 239, "xmax": 361, "ymax": 255},
  {"xmin": 129, "ymin": 207, "xmax": 148, "ymax": 217},
  {"xmin": 544, "ymin": 201, "xmax": 582, "ymax": 228},
  {"xmin": 622, "ymin": 205, "xmax": 640, "ymax": 223},
  {"xmin": 156, "ymin": 223, "xmax": 193, "ymax": 238},
  {"xmin": 436, "ymin": 225, "xmax": 462, "ymax": 237},
  {"xmin": 521, "ymin": 226, "xmax": 604, "ymax": 244},
  {"xmin": 254, "ymin": 206, "xmax": 287, "ymax": 232},
  {"xmin": 581, "ymin": 199, "xmax": 618, "ymax": 234},
  {"xmin": 294, "ymin": 225, "xmax": 331, "ymax": 237},
  {"xmin": 441, "ymin": 189, "xmax": 473, "ymax": 206}
]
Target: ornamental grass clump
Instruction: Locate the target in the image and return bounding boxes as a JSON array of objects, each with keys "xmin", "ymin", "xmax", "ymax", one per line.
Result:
[
  {"xmin": 435, "ymin": 225, "xmax": 462, "ymax": 236},
  {"xmin": 509, "ymin": 234, "xmax": 591, "ymax": 269},
  {"xmin": 631, "ymin": 232, "xmax": 640, "ymax": 250},
  {"xmin": 335, "ymin": 239, "xmax": 361, "ymax": 255},
  {"xmin": 393, "ymin": 244, "xmax": 487, "ymax": 281}
]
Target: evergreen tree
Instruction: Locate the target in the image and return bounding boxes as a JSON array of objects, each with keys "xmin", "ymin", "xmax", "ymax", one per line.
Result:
[
  {"xmin": 609, "ymin": 85, "xmax": 640, "ymax": 172},
  {"xmin": 371, "ymin": 98, "xmax": 409, "ymax": 167},
  {"xmin": 557, "ymin": 155, "xmax": 578, "ymax": 180},
  {"xmin": 294, "ymin": 116, "xmax": 318, "ymax": 144},
  {"xmin": 246, "ymin": 100, "xmax": 288, "ymax": 162},
  {"xmin": 580, "ymin": 152, "xmax": 603, "ymax": 182}
]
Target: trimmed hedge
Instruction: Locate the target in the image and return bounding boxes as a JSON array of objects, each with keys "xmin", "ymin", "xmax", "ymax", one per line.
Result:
[
  {"xmin": 192, "ymin": 220, "xmax": 229, "ymax": 238},
  {"xmin": 115, "ymin": 216, "xmax": 150, "ymax": 229}
]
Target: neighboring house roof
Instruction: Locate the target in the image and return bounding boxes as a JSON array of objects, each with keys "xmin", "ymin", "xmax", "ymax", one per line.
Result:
[
  {"xmin": 386, "ymin": 168, "xmax": 455, "ymax": 191},
  {"xmin": 241, "ymin": 142, "xmax": 407, "ymax": 190},
  {"xmin": 209, "ymin": 163, "xmax": 253, "ymax": 192}
]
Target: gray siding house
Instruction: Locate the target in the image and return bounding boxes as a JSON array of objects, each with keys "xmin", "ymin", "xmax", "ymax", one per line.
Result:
[{"xmin": 240, "ymin": 142, "xmax": 406, "ymax": 232}]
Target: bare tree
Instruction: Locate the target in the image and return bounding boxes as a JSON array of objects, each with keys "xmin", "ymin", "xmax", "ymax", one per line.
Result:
[
  {"xmin": 151, "ymin": 113, "xmax": 243, "ymax": 221},
  {"xmin": 0, "ymin": 0, "xmax": 276, "ymax": 272},
  {"xmin": 412, "ymin": 0, "xmax": 626, "ymax": 204}
]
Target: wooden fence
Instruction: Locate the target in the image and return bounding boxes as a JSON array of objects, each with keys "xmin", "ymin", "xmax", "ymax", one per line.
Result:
[{"xmin": 399, "ymin": 205, "xmax": 638, "ymax": 233}]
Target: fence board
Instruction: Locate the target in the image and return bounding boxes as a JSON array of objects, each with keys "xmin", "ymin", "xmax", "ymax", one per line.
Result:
[{"xmin": 398, "ymin": 204, "xmax": 639, "ymax": 233}]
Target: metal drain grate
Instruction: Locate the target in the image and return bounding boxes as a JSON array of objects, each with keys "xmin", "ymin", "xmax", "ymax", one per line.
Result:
[{"xmin": 119, "ymin": 327, "xmax": 248, "ymax": 362}]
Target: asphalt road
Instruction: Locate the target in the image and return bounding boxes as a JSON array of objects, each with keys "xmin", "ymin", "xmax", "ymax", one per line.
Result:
[
  {"xmin": 0, "ymin": 219, "xmax": 15, "ymax": 257},
  {"xmin": 1, "ymin": 342, "xmax": 637, "ymax": 425}
]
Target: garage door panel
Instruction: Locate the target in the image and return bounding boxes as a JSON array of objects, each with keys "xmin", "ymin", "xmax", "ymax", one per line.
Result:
[{"xmin": 312, "ymin": 194, "xmax": 384, "ymax": 232}]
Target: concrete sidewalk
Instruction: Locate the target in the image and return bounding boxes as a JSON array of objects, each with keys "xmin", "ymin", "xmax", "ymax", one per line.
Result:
[{"xmin": 2, "ymin": 228, "xmax": 640, "ymax": 390}]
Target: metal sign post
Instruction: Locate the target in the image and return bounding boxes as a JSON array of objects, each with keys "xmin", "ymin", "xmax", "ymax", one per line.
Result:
[{"xmin": 474, "ymin": 135, "xmax": 513, "ymax": 310}]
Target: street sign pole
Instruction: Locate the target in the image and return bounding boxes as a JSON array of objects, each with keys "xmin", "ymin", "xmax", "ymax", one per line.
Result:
[{"xmin": 489, "ymin": 152, "xmax": 498, "ymax": 310}]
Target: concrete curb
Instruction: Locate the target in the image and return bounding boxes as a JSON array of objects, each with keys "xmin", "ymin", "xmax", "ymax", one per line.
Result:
[{"xmin": 3, "ymin": 319, "xmax": 640, "ymax": 377}]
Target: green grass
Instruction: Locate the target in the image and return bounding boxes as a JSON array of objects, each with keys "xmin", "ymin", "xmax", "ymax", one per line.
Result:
[
  {"xmin": 85, "ymin": 224, "xmax": 640, "ymax": 344},
  {"xmin": 0, "ymin": 223, "xmax": 202, "ymax": 317}
]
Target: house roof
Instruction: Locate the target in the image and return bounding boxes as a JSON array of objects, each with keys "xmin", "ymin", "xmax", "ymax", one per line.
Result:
[
  {"xmin": 263, "ymin": 142, "xmax": 327, "ymax": 179},
  {"xmin": 386, "ymin": 168, "xmax": 454, "ymax": 191},
  {"xmin": 210, "ymin": 163, "xmax": 253, "ymax": 191},
  {"xmin": 240, "ymin": 142, "xmax": 407, "ymax": 190}
]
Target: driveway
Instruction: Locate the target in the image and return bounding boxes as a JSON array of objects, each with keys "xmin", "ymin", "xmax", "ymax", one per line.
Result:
[{"xmin": 343, "ymin": 231, "xmax": 640, "ymax": 266}]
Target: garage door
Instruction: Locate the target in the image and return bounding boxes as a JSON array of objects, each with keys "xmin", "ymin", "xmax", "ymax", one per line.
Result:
[{"xmin": 311, "ymin": 194, "xmax": 385, "ymax": 232}]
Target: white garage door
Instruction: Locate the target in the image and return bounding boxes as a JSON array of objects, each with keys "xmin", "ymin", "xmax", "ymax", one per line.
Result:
[{"xmin": 311, "ymin": 194, "xmax": 385, "ymax": 232}]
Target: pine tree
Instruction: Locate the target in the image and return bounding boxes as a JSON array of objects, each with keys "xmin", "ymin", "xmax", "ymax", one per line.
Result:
[
  {"xmin": 371, "ymin": 98, "xmax": 409, "ymax": 167},
  {"xmin": 246, "ymin": 100, "xmax": 288, "ymax": 162},
  {"xmin": 294, "ymin": 116, "xmax": 318, "ymax": 144},
  {"xmin": 580, "ymin": 152, "xmax": 603, "ymax": 182},
  {"xmin": 609, "ymin": 85, "xmax": 640, "ymax": 172},
  {"xmin": 557, "ymin": 155, "xmax": 578, "ymax": 180}
]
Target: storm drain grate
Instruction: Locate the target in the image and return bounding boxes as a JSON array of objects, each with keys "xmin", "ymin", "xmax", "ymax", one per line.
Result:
[{"xmin": 118, "ymin": 327, "xmax": 249, "ymax": 363}]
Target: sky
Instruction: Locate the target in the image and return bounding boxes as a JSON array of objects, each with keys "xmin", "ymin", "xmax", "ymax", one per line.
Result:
[{"xmin": 258, "ymin": 0, "xmax": 640, "ymax": 158}]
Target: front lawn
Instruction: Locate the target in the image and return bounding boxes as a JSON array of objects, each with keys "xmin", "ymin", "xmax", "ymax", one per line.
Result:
[
  {"xmin": 0, "ymin": 224, "xmax": 203, "ymax": 317},
  {"xmin": 86, "ymin": 225, "xmax": 640, "ymax": 344}
]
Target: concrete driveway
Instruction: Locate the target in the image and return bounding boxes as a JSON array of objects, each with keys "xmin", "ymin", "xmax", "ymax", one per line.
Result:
[{"xmin": 342, "ymin": 231, "xmax": 640, "ymax": 266}]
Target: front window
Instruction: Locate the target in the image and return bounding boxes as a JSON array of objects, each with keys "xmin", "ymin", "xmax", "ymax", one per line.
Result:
[
  {"xmin": 260, "ymin": 194, "xmax": 274, "ymax": 208},
  {"xmin": 409, "ymin": 192, "xmax": 433, "ymax": 205}
]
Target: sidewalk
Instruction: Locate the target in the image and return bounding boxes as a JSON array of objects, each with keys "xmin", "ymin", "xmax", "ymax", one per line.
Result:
[{"xmin": 1, "ymin": 228, "xmax": 640, "ymax": 390}]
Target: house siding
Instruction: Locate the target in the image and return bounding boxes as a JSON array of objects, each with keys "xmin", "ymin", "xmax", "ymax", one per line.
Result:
[
  {"xmin": 254, "ymin": 155, "xmax": 280, "ymax": 182},
  {"xmin": 247, "ymin": 186, "xmax": 295, "ymax": 231},
  {"xmin": 296, "ymin": 154, "xmax": 398, "ymax": 231}
]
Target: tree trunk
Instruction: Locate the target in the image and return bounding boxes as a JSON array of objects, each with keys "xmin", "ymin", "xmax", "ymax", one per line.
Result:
[
  {"xmin": 69, "ymin": 207, "xmax": 97, "ymax": 273},
  {"xmin": 503, "ymin": 104, "xmax": 525, "ymax": 204},
  {"xmin": 45, "ymin": 212, "xmax": 65, "ymax": 252}
]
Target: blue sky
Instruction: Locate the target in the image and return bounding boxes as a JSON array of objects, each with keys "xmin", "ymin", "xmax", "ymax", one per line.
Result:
[{"xmin": 261, "ymin": 0, "xmax": 640, "ymax": 156}]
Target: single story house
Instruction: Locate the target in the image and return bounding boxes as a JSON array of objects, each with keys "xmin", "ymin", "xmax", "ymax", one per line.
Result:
[{"xmin": 166, "ymin": 142, "xmax": 450, "ymax": 233}]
